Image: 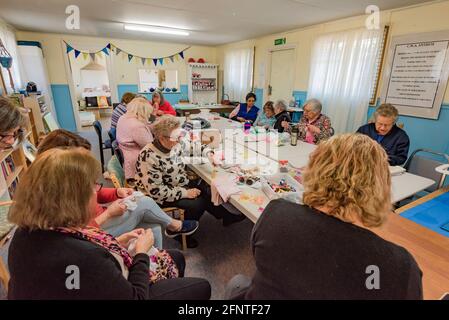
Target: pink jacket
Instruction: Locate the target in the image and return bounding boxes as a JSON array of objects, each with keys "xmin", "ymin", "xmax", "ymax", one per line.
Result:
[{"xmin": 116, "ymin": 115, "xmax": 153, "ymax": 179}]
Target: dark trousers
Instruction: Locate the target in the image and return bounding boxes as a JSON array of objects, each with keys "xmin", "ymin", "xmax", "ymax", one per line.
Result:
[
  {"xmin": 148, "ymin": 249, "xmax": 211, "ymax": 300},
  {"xmin": 161, "ymin": 180, "xmax": 232, "ymax": 221}
]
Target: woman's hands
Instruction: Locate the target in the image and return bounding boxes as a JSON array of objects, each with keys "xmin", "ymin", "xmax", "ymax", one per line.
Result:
[
  {"xmin": 135, "ymin": 229, "xmax": 155, "ymax": 254},
  {"xmin": 105, "ymin": 199, "xmax": 128, "ymax": 218},
  {"xmin": 186, "ymin": 188, "xmax": 201, "ymax": 199},
  {"xmin": 307, "ymin": 124, "xmax": 321, "ymax": 134},
  {"xmin": 116, "ymin": 228, "xmax": 145, "ymax": 247},
  {"xmin": 116, "ymin": 188, "xmax": 133, "ymax": 198}
]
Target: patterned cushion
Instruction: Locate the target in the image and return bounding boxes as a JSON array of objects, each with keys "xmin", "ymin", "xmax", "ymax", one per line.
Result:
[{"xmin": 0, "ymin": 205, "xmax": 14, "ymax": 240}]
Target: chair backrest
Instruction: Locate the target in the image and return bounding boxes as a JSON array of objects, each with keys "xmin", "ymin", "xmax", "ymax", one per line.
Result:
[
  {"xmin": 108, "ymin": 127, "xmax": 117, "ymax": 142},
  {"xmin": 93, "ymin": 121, "xmax": 103, "ymax": 146},
  {"xmin": 115, "ymin": 146, "xmax": 125, "ymax": 167},
  {"xmin": 107, "ymin": 155, "xmax": 125, "ymax": 188},
  {"xmin": 404, "ymin": 149, "xmax": 449, "ymax": 193}
]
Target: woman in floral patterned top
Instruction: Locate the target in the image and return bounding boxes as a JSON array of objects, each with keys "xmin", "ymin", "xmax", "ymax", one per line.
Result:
[{"xmin": 282, "ymin": 98, "xmax": 333, "ymax": 144}]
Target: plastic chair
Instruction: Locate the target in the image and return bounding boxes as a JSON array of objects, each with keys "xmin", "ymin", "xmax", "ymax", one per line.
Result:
[
  {"xmin": 93, "ymin": 121, "xmax": 114, "ymax": 172},
  {"xmin": 404, "ymin": 149, "xmax": 449, "ymax": 193}
]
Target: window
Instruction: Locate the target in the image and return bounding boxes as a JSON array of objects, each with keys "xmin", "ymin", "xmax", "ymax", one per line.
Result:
[
  {"xmin": 0, "ymin": 22, "xmax": 23, "ymax": 94},
  {"xmin": 138, "ymin": 69, "xmax": 179, "ymax": 93},
  {"xmin": 224, "ymin": 47, "xmax": 254, "ymax": 102}
]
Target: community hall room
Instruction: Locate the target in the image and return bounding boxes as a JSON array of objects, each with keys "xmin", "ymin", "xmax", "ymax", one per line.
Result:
[{"xmin": 1, "ymin": 0, "xmax": 449, "ymax": 302}]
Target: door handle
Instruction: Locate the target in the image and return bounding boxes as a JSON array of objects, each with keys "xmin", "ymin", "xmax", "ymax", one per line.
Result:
[{"xmin": 268, "ymin": 85, "xmax": 272, "ymax": 95}]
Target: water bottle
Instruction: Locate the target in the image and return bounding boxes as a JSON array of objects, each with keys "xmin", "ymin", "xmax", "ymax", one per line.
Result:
[
  {"xmin": 291, "ymin": 125, "xmax": 299, "ymax": 146},
  {"xmin": 244, "ymin": 120, "xmax": 251, "ymax": 133}
]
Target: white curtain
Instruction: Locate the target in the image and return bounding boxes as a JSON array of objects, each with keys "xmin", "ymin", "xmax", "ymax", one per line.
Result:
[
  {"xmin": 0, "ymin": 21, "xmax": 23, "ymax": 94},
  {"xmin": 224, "ymin": 47, "xmax": 254, "ymax": 102},
  {"xmin": 307, "ymin": 28, "xmax": 382, "ymax": 133}
]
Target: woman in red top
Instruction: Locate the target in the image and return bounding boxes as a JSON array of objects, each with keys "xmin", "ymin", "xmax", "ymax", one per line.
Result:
[{"xmin": 152, "ymin": 91, "xmax": 176, "ymax": 116}]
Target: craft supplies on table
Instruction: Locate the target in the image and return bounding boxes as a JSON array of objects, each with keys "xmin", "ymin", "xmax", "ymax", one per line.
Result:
[{"xmin": 262, "ymin": 173, "xmax": 304, "ymax": 204}]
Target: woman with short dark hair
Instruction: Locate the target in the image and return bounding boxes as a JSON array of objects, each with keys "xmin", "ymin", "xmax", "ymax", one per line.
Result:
[{"xmin": 229, "ymin": 92, "xmax": 259, "ymax": 123}]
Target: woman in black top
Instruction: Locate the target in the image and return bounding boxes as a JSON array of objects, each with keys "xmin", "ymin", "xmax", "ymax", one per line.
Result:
[
  {"xmin": 7, "ymin": 148, "xmax": 210, "ymax": 300},
  {"xmin": 272, "ymin": 100, "xmax": 291, "ymax": 133},
  {"xmin": 228, "ymin": 133, "xmax": 422, "ymax": 300}
]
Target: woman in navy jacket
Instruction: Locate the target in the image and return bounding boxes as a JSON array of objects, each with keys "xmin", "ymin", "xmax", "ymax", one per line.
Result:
[{"xmin": 229, "ymin": 92, "xmax": 260, "ymax": 123}]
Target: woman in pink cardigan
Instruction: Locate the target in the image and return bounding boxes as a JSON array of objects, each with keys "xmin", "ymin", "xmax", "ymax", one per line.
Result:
[{"xmin": 116, "ymin": 97, "xmax": 154, "ymax": 181}]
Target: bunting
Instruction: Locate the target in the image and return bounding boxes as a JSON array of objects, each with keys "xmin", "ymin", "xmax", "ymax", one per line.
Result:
[{"xmin": 63, "ymin": 40, "xmax": 189, "ymax": 66}]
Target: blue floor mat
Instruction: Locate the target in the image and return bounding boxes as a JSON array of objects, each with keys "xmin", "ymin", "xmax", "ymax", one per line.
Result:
[{"xmin": 400, "ymin": 192, "xmax": 449, "ymax": 238}]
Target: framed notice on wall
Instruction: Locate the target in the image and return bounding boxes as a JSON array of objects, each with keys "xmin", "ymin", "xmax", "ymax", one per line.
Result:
[{"xmin": 380, "ymin": 30, "xmax": 449, "ymax": 119}]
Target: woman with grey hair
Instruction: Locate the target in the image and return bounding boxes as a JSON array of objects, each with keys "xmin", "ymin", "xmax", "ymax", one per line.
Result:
[
  {"xmin": 282, "ymin": 98, "xmax": 333, "ymax": 144},
  {"xmin": 135, "ymin": 116, "xmax": 246, "ymax": 248},
  {"xmin": 273, "ymin": 99, "xmax": 292, "ymax": 133},
  {"xmin": 0, "ymin": 97, "xmax": 26, "ymax": 151}
]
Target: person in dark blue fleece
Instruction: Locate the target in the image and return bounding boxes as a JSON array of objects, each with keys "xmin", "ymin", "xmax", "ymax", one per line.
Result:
[{"xmin": 357, "ymin": 104, "xmax": 410, "ymax": 166}]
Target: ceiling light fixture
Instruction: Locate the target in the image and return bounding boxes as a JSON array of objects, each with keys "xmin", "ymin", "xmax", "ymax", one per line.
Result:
[{"xmin": 124, "ymin": 24, "xmax": 190, "ymax": 36}]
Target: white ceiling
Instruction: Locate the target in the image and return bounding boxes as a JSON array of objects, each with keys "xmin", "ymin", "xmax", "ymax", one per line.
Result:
[{"xmin": 0, "ymin": 0, "xmax": 432, "ymax": 46}]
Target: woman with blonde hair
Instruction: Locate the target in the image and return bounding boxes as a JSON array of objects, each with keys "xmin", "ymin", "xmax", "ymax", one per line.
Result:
[
  {"xmin": 7, "ymin": 148, "xmax": 211, "ymax": 299},
  {"xmin": 227, "ymin": 133, "xmax": 422, "ymax": 300},
  {"xmin": 116, "ymin": 97, "xmax": 154, "ymax": 180}
]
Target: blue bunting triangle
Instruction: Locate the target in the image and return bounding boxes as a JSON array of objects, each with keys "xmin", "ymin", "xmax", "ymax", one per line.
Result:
[
  {"xmin": 74, "ymin": 50, "xmax": 81, "ymax": 58},
  {"xmin": 179, "ymin": 51, "xmax": 184, "ymax": 59},
  {"xmin": 128, "ymin": 54, "xmax": 133, "ymax": 62},
  {"xmin": 153, "ymin": 58, "xmax": 158, "ymax": 66},
  {"xmin": 102, "ymin": 47, "xmax": 109, "ymax": 56},
  {"xmin": 106, "ymin": 43, "xmax": 111, "ymax": 50},
  {"xmin": 159, "ymin": 58, "xmax": 164, "ymax": 65},
  {"xmin": 66, "ymin": 45, "xmax": 74, "ymax": 54}
]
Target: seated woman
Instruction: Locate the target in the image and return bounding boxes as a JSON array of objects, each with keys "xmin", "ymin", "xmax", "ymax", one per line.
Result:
[
  {"xmin": 110, "ymin": 92, "xmax": 136, "ymax": 130},
  {"xmin": 37, "ymin": 129, "xmax": 198, "ymax": 248},
  {"xmin": 0, "ymin": 97, "xmax": 26, "ymax": 151},
  {"xmin": 282, "ymin": 98, "xmax": 332, "ymax": 144},
  {"xmin": 229, "ymin": 92, "xmax": 259, "ymax": 123},
  {"xmin": 116, "ymin": 97, "xmax": 154, "ymax": 181},
  {"xmin": 7, "ymin": 148, "xmax": 211, "ymax": 299},
  {"xmin": 254, "ymin": 101, "xmax": 276, "ymax": 129},
  {"xmin": 272, "ymin": 100, "xmax": 291, "ymax": 133},
  {"xmin": 135, "ymin": 116, "xmax": 245, "ymax": 248},
  {"xmin": 152, "ymin": 91, "xmax": 176, "ymax": 116},
  {"xmin": 227, "ymin": 134, "xmax": 422, "ymax": 300}
]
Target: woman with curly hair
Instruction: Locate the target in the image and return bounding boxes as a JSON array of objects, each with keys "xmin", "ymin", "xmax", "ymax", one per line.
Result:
[{"xmin": 227, "ymin": 133, "xmax": 422, "ymax": 300}]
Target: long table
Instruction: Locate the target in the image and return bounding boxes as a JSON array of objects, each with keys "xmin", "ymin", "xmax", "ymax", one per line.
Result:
[{"xmin": 186, "ymin": 117, "xmax": 448, "ymax": 299}]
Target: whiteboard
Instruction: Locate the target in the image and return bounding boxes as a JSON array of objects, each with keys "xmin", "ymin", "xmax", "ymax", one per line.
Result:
[{"xmin": 380, "ymin": 30, "xmax": 449, "ymax": 119}]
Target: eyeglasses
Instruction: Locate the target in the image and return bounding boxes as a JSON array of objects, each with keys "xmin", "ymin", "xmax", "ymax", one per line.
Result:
[
  {"xmin": 94, "ymin": 182, "xmax": 103, "ymax": 192},
  {"xmin": 0, "ymin": 128, "xmax": 24, "ymax": 142}
]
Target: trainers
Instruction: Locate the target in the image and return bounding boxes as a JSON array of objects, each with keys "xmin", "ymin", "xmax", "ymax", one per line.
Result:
[{"xmin": 165, "ymin": 220, "xmax": 199, "ymax": 238}]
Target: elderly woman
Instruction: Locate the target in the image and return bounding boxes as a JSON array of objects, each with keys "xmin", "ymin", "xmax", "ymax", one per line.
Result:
[
  {"xmin": 229, "ymin": 92, "xmax": 260, "ymax": 123},
  {"xmin": 7, "ymin": 148, "xmax": 211, "ymax": 299},
  {"xmin": 116, "ymin": 97, "xmax": 155, "ymax": 181},
  {"xmin": 135, "ymin": 116, "xmax": 245, "ymax": 248},
  {"xmin": 357, "ymin": 103, "xmax": 410, "ymax": 166},
  {"xmin": 37, "ymin": 129, "xmax": 198, "ymax": 249},
  {"xmin": 254, "ymin": 101, "xmax": 276, "ymax": 129},
  {"xmin": 227, "ymin": 133, "xmax": 422, "ymax": 300},
  {"xmin": 273, "ymin": 100, "xmax": 292, "ymax": 133},
  {"xmin": 282, "ymin": 98, "xmax": 333, "ymax": 144},
  {"xmin": 152, "ymin": 91, "xmax": 176, "ymax": 116},
  {"xmin": 0, "ymin": 97, "xmax": 26, "ymax": 151}
]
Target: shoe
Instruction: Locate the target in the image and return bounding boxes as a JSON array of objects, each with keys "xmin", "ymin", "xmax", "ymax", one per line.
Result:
[
  {"xmin": 165, "ymin": 220, "xmax": 199, "ymax": 238},
  {"xmin": 174, "ymin": 235, "xmax": 199, "ymax": 249},
  {"xmin": 223, "ymin": 213, "xmax": 246, "ymax": 227}
]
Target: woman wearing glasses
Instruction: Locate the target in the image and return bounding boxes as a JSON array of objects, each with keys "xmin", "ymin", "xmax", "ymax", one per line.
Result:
[
  {"xmin": 0, "ymin": 97, "xmax": 26, "ymax": 151},
  {"xmin": 135, "ymin": 116, "xmax": 245, "ymax": 248}
]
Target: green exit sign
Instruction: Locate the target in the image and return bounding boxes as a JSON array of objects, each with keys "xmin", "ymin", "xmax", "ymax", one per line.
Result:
[{"xmin": 274, "ymin": 38, "xmax": 286, "ymax": 46}]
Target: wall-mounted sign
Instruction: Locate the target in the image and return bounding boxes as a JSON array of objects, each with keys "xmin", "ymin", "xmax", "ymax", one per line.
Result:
[
  {"xmin": 380, "ymin": 30, "xmax": 449, "ymax": 119},
  {"xmin": 274, "ymin": 38, "xmax": 286, "ymax": 46}
]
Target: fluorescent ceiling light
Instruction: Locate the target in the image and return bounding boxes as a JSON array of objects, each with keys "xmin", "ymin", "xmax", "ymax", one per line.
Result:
[{"xmin": 124, "ymin": 24, "xmax": 190, "ymax": 36}]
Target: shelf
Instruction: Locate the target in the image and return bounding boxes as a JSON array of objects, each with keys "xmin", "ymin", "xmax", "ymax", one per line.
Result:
[
  {"xmin": 192, "ymin": 89, "xmax": 218, "ymax": 92},
  {"xmin": 0, "ymin": 149, "xmax": 14, "ymax": 164},
  {"xmin": 6, "ymin": 165, "xmax": 23, "ymax": 188}
]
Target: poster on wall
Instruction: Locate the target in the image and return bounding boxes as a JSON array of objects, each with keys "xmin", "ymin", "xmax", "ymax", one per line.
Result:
[{"xmin": 380, "ymin": 30, "xmax": 449, "ymax": 119}]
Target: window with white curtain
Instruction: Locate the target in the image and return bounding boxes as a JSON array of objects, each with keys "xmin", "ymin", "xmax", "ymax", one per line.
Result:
[
  {"xmin": 0, "ymin": 21, "xmax": 23, "ymax": 94},
  {"xmin": 307, "ymin": 28, "xmax": 382, "ymax": 134},
  {"xmin": 224, "ymin": 47, "xmax": 254, "ymax": 102}
]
